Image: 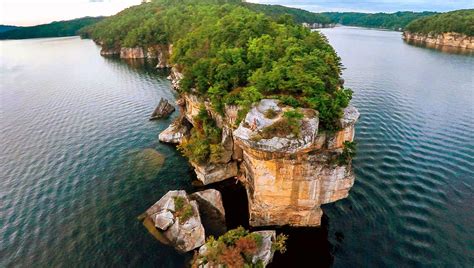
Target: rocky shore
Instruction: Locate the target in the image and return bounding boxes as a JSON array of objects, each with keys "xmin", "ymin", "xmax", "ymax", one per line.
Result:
[
  {"xmin": 403, "ymin": 32, "xmax": 474, "ymax": 50},
  {"xmin": 99, "ymin": 43, "xmax": 359, "ymax": 266}
]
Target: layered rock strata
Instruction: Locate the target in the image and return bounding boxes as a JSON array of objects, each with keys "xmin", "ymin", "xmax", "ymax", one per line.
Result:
[
  {"xmin": 163, "ymin": 89, "xmax": 359, "ymax": 226},
  {"xmin": 234, "ymin": 100, "xmax": 359, "ymax": 226},
  {"xmin": 403, "ymin": 32, "xmax": 474, "ymax": 50}
]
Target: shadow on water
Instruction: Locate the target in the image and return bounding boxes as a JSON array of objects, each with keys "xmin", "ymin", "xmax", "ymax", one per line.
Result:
[{"xmin": 194, "ymin": 178, "xmax": 333, "ymax": 268}]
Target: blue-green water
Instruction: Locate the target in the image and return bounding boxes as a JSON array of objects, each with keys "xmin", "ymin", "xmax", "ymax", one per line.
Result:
[
  {"xmin": 1, "ymin": 37, "xmax": 193, "ymax": 267},
  {"xmin": 1, "ymin": 28, "xmax": 473, "ymax": 267}
]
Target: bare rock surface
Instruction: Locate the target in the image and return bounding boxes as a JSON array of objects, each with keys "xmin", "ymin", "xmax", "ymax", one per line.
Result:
[
  {"xmin": 190, "ymin": 189, "xmax": 226, "ymax": 237},
  {"xmin": 233, "ymin": 99, "xmax": 319, "ymax": 154},
  {"xmin": 150, "ymin": 98, "xmax": 175, "ymax": 120},
  {"xmin": 158, "ymin": 115, "xmax": 192, "ymax": 144},
  {"xmin": 252, "ymin": 230, "xmax": 277, "ymax": 266},
  {"xmin": 145, "ymin": 190, "xmax": 205, "ymax": 252}
]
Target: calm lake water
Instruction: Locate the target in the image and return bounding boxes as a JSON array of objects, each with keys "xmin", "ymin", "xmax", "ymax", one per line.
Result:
[{"xmin": 1, "ymin": 27, "xmax": 473, "ymax": 267}]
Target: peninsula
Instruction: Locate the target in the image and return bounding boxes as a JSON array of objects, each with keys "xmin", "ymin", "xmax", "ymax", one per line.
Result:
[{"xmin": 84, "ymin": 0, "xmax": 359, "ymax": 266}]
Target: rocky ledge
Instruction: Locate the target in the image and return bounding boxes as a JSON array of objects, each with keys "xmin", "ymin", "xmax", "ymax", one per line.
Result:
[
  {"xmin": 161, "ymin": 89, "xmax": 359, "ymax": 226},
  {"xmin": 403, "ymin": 32, "xmax": 474, "ymax": 50}
]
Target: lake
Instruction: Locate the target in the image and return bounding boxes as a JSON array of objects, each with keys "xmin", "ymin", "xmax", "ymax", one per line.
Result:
[{"xmin": 1, "ymin": 27, "xmax": 473, "ymax": 267}]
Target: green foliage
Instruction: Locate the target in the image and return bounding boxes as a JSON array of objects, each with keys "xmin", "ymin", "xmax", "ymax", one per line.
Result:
[
  {"xmin": 173, "ymin": 196, "xmax": 194, "ymax": 223},
  {"xmin": 178, "ymin": 106, "xmax": 222, "ymax": 164},
  {"xmin": 405, "ymin": 9, "xmax": 474, "ymax": 36},
  {"xmin": 243, "ymin": 2, "xmax": 332, "ymax": 24},
  {"xmin": 87, "ymin": 0, "xmax": 351, "ymax": 130},
  {"xmin": 337, "ymin": 141, "xmax": 357, "ymax": 165},
  {"xmin": 259, "ymin": 109, "xmax": 303, "ymax": 139},
  {"xmin": 193, "ymin": 227, "xmax": 276, "ymax": 267},
  {"xmin": 323, "ymin": 11, "xmax": 438, "ymax": 31},
  {"xmin": 264, "ymin": 109, "xmax": 278, "ymax": 119},
  {"xmin": 0, "ymin": 17, "xmax": 104, "ymax": 40},
  {"xmin": 272, "ymin": 234, "xmax": 288, "ymax": 253}
]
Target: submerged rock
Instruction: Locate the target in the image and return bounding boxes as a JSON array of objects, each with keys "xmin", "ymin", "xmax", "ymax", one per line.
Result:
[
  {"xmin": 128, "ymin": 148, "xmax": 165, "ymax": 180},
  {"xmin": 150, "ymin": 98, "xmax": 175, "ymax": 120}
]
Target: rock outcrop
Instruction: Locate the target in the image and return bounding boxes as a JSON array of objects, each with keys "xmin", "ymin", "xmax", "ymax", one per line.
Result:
[
  {"xmin": 252, "ymin": 231, "xmax": 277, "ymax": 266},
  {"xmin": 100, "ymin": 47, "xmax": 120, "ymax": 56},
  {"xmin": 234, "ymin": 100, "xmax": 359, "ymax": 227},
  {"xmin": 144, "ymin": 189, "xmax": 227, "ymax": 251},
  {"xmin": 189, "ymin": 189, "xmax": 226, "ymax": 237},
  {"xmin": 145, "ymin": 190, "xmax": 205, "ymax": 252},
  {"xmin": 195, "ymin": 230, "xmax": 277, "ymax": 267},
  {"xmin": 163, "ymin": 91, "xmax": 359, "ymax": 227},
  {"xmin": 403, "ymin": 32, "xmax": 474, "ymax": 50},
  {"xmin": 120, "ymin": 47, "xmax": 146, "ymax": 59},
  {"xmin": 158, "ymin": 115, "xmax": 192, "ymax": 144},
  {"xmin": 150, "ymin": 98, "xmax": 175, "ymax": 120}
]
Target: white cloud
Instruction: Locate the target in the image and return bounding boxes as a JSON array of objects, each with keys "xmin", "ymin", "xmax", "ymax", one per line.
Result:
[{"xmin": 0, "ymin": 0, "xmax": 142, "ymax": 26}]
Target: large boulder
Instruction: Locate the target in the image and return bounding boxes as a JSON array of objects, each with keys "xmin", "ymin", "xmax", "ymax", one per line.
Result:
[
  {"xmin": 150, "ymin": 98, "xmax": 175, "ymax": 120},
  {"xmin": 190, "ymin": 189, "xmax": 226, "ymax": 237},
  {"xmin": 145, "ymin": 190, "xmax": 205, "ymax": 252}
]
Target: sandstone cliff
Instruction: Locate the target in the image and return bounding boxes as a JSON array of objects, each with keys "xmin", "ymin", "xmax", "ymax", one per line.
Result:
[
  {"xmin": 403, "ymin": 32, "xmax": 474, "ymax": 50},
  {"xmin": 162, "ymin": 70, "xmax": 360, "ymax": 227}
]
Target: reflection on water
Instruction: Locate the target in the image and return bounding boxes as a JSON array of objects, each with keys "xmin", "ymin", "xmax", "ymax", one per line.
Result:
[
  {"xmin": 319, "ymin": 27, "xmax": 474, "ymax": 267},
  {"xmin": 404, "ymin": 39, "xmax": 474, "ymax": 55}
]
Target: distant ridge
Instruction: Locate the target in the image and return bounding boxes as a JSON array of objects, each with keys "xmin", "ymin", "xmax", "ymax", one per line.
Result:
[
  {"xmin": 0, "ymin": 17, "xmax": 105, "ymax": 40},
  {"xmin": 0, "ymin": 25, "xmax": 19, "ymax": 33}
]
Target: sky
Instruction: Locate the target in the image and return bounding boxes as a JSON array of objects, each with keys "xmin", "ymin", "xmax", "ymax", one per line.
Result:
[{"xmin": 1, "ymin": 0, "xmax": 473, "ymax": 26}]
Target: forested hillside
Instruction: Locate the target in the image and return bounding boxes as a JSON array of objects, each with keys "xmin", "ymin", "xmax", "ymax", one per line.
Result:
[
  {"xmin": 0, "ymin": 17, "xmax": 104, "ymax": 39},
  {"xmin": 405, "ymin": 9, "xmax": 474, "ymax": 36},
  {"xmin": 324, "ymin": 11, "xmax": 437, "ymax": 30},
  {"xmin": 243, "ymin": 2, "xmax": 332, "ymax": 24},
  {"xmin": 84, "ymin": 0, "xmax": 352, "ymax": 134},
  {"xmin": 0, "ymin": 25, "xmax": 19, "ymax": 33}
]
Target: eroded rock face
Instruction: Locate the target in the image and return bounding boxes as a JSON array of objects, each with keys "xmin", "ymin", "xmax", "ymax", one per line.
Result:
[
  {"xmin": 403, "ymin": 32, "xmax": 474, "ymax": 50},
  {"xmin": 120, "ymin": 47, "xmax": 146, "ymax": 59},
  {"xmin": 234, "ymin": 100, "xmax": 359, "ymax": 227},
  {"xmin": 150, "ymin": 98, "xmax": 175, "ymax": 120},
  {"xmin": 191, "ymin": 161, "xmax": 238, "ymax": 185},
  {"xmin": 164, "ymin": 74, "xmax": 359, "ymax": 227},
  {"xmin": 145, "ymin": 190, "xmax": 205, "ymax": 252},
  {"xmin": 159, "ymin": 115, "xmax": 192, "ymax": 144},
  {"xmin": 190, "ymin": 189, "xmax": 226, "ymax": 237}
]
